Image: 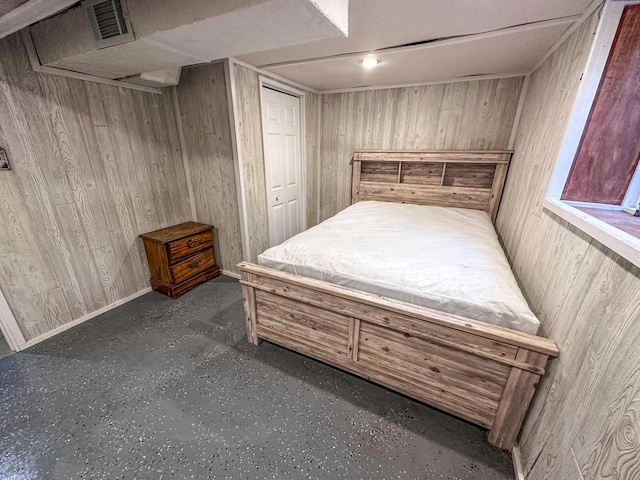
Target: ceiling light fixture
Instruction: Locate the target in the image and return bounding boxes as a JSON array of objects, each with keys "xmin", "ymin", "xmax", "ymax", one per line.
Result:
[{"xmin": 361, "ymin": 56, "xmax": 380, "ymax": 69}]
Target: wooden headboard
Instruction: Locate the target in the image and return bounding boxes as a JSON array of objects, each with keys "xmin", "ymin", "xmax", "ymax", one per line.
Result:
[{"xmin": 352, "ymin": 150, "xmax": 512, "ymax": 222}]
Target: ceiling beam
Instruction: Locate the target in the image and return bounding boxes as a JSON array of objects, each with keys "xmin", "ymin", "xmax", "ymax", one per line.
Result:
[
  {"xmin": 319, "ymin": 72, "xmax": 529, "ymax": 95},
  {"xmin": 0, "ymin": 0, "xmax": 77, "ymax": 40},
  {"xmin": 230, "ymin": 57, "xmax": 321, "ymax": 95},
  {"xmin": 21, "ymin": 30, "xmax": 162, "ymax": 94},
  {"xmin": 529, "ymin": 0, "xmax": 604, "ymax": 73}
]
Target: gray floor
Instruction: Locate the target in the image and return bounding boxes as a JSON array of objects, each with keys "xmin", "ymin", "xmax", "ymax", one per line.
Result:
[{"xmin": 0, "ymin": 275, "xmax": 513, "ymax": 480}]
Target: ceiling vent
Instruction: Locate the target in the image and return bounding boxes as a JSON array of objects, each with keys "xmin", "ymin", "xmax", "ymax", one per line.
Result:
[{"xmin": 83, "ymin": 0, "xmax": 135, "ymax": 48}]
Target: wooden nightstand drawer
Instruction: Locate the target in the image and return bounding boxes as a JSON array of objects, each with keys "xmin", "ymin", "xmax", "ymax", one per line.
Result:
[
  {"xmin": 168, "ymin": 231, "xmax": 213, "ymax": 263},
  {"xmin": 140, "ymin": 222, "xmax": 220, "ymax": 299},
  {"xmin": 171, "ymin": 249, "xmax": 215, "ymax": 284}
]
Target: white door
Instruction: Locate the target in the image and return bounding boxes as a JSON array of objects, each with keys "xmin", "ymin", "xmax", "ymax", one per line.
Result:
[{"xmin": 261, "ymin": 85, "xmax": 304, "ymax": 247}]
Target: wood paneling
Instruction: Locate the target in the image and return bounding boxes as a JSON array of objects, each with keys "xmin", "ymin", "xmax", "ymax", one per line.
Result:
[
  {"xmin": 0, "ymin": 33, "xmax": 191, "ymax": 341},
  {"xmin": 174, "ymin": 62, "xmax": 243, "ymax": 273},
  {"xmin": 318, "ymin": 77, "xmax": 524, "ymax": 221},
  {"xmin": 496, "ymin": 10, "xmax": 640, "ymax": 479},
  {"xmin": 232, "ymin": 64, "xmax": 320, "ymax": 261},
  {"xmin": 234, "ymin": 64, "xmax": 270, "ymax": 262},
  {"xmin": 562, "ymin": 5, "xmax": 640, "ymax": 204},
  {"xmin": 305, "ymin": 91, "xmax": 320, "ymax": 228}
]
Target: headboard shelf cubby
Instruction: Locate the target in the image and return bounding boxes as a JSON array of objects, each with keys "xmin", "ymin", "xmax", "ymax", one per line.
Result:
[{"xmin": 352, "ymin": 150, "xmax": 512, "ymax": 222}]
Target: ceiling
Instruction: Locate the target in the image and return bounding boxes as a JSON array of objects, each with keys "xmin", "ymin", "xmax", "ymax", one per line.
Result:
[
  {"xmin": 27, "ymin": 0, "xmax": 348, "ymax": 82},
  {"xmin": 240, "ymin": 0, "xmax": 597, "ymax": 91},
  {"xmin": 1, "ymin": 0, "xmax": 598, "ymax": 92}
]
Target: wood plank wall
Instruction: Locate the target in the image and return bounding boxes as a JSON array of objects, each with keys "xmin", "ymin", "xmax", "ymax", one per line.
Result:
[
  {"xmin": 496, "ymin": 10, "xmax": 640, "ymax": 479},
  {"xmin": 0, "ymin": 33, "xmax": 191, "ymax": 341},
  {"xmin": 174, "ymin": 62, "xmax": 243, "ymax": 273},
  {"xmin": 232, "ymin": 64, "xmax": 319, "ymax": 262},
  {"xmin": 318, "ymin": 77, "xmax": 524, "ymax": 221},
  {"xmin": 233, "ymin": 64, "xmax": 269, "ymax": 262},
  {"xmin": 304, "ymin": 90, "xmax": 320, "ymax": 228}
]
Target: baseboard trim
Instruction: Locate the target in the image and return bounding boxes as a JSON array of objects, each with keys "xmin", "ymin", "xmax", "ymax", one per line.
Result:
[
  {"xmin": 221, "ymin": 269, "xmax": 241, "ymax": 279},
  {"xmin": 18, "ymin": 287, "xmax": 153, "ymax": 350},
  {"xmin": 512, "ymin": 446, "xmax": 526, "ymax": 480},
  {"xmin": 19, "ymin": 272, "xmax": 239, "ymax": 350}
]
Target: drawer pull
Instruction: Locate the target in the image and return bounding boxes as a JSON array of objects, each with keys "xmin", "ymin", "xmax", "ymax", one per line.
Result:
[
  {"xmin": 187, "ymin": 239, "xmax": 203, "ymax": 248},
  {"xmin": 189, "ymin": 259, "xmax": 203, "ymax": 269}
]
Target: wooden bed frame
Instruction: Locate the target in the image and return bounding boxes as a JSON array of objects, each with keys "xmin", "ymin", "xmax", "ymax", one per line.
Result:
[{"xmin": 239, "ymin": 150, "xmax": 558, "ymax": 450}]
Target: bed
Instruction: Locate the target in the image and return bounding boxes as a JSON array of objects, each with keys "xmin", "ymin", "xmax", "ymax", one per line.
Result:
[{"xmin": 238, "ymin": 150, "xmax": 558, "ymax": 450}]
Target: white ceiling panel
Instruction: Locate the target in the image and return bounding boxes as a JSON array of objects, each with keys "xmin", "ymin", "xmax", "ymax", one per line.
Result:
[
  {"xmin": 30, "ymin": 0, "xmax": 349, "ymax": 80},
  {"xmin": 241, "ymin": 0, "xmax": 594, "ymax": 67},
  {"xmin": 141, "ymin": 0, "xmax": 349, "ymax": 63},
  {"xmin": 265, "ymin": 20, "xmax": 574, "ymax": 91}
]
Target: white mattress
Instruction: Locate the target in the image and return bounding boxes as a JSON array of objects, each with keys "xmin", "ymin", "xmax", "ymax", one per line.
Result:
[{"xmin": 258, "ymin": 201, "xmax": 540, "ymax": 335}]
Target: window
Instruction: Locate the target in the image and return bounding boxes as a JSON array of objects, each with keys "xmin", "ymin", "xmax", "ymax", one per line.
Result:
[
  {"xmin": 563, "ymin": 3, "xmax": 640, "ymax": 210},
  {"xmin": 545, "ymin": 0, "xmax": 640, "ymax": 268}
]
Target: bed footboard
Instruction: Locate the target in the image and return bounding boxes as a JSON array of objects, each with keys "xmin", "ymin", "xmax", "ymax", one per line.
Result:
[{"xmin": 238, "ymin": 262, "xmax": 558, "ymax": 450}]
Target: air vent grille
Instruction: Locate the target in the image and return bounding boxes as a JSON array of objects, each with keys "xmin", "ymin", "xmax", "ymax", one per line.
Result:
[
  {"xmin": 93, "ymin": 0, "xmax": 127, "ymax": 39},
  {"xmin": 83, "ymin": 0, "xmax": 135, "ymax": 48}
]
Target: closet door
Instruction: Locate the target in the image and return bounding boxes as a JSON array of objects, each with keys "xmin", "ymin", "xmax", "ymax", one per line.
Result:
[{"xmin": 261, "ymin": 86, "xmax": 303, "ymax": 246}]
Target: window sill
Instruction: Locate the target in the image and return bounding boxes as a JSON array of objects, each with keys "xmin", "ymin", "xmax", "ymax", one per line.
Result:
[{"xmin": 543, "ymin": 198, "xmax": 640, "ymax": 268}]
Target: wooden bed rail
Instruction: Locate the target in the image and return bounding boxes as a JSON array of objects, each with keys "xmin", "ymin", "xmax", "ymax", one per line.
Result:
[
  {"xmin": 239, "ymin": 262, "xmax": 557, "ymax": 357},
  {"xmin": 352, "ymin": 150, "xmax": 513, "ymax": 222},
  {"xmin": 239, "ymin": 261, "xmax": 558, "ymax": 450}
]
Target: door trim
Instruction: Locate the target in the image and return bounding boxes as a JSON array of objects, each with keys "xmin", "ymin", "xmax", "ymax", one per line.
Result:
[
  {"xmin": 0, "ymin": 286, "xmax": 26, "ymax": 352},
  {"xmin": 225, "ymin": 59, "xmax": 251, "ymax": 262},
  {"xmin": 258, "ymin": 76, "xmax": 308, "ymax": 244}
]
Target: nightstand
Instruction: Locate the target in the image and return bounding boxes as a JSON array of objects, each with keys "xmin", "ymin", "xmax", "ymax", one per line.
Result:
[{"xmin": 140, "ymin": 222, "xmax": 220, "ymax": 298}]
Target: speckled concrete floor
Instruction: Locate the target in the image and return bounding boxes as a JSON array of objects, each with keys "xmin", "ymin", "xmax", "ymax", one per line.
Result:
[{"xmin": 0, "ymin": 275, "xmax": 513, "ymax": 480}]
